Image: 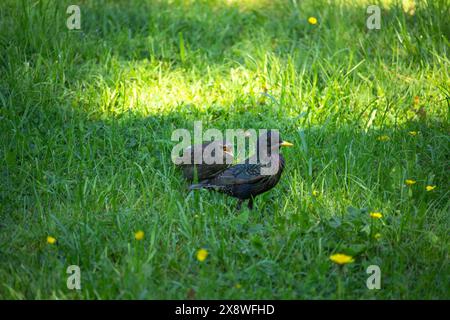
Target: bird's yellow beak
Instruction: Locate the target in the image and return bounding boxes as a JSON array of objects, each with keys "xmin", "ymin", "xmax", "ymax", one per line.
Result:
[{"xmin": 280, "ymin": 141, "xmax": 294, "ymax": 147}]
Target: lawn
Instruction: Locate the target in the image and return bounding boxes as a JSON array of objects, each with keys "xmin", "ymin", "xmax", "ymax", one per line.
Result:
[{"xmin": 0, "ymin": 0, "xmax": 449, "ymax": 299}]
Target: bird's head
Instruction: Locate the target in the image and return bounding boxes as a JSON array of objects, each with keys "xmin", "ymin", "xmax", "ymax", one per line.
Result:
[
  {"xmin": 203, "ymin": 140, "xmax": 234, "ymax": 164},
  {"xmin": 257, "ymin": 130, "xmax": 293, "ymax": 156}
]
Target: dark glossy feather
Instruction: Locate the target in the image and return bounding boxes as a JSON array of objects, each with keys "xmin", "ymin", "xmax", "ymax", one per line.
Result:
[
  {"xmin": 190, "ymin": 154, "xmax": 285, "ymax": 200},
  {"xmin": 188, "ymin": 130, "xmax": 291, "ymax": 210}
]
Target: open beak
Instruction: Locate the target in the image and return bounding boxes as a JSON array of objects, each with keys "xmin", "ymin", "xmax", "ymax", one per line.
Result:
[{"xmin": 280, "ymin": 141, "xmax": 294, "ymax": 147}]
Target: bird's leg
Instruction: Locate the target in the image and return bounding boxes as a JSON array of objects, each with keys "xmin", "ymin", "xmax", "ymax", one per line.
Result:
[
  {"xmin": 248, "ymin": 198, "xmax": 254, "ymax": 210},
  {"xmin": 236, "ymin": 199, "xmax": 243, "ymax": 211}
]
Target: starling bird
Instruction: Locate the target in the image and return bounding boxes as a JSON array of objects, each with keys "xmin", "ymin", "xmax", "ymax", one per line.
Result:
[
  {"xmin": 176, "ymin": 140, "xmax": 234, "ymax": 182},
  {"xmin": 189, "ymin": 130, "xmax": 293, "ymax": 210}
]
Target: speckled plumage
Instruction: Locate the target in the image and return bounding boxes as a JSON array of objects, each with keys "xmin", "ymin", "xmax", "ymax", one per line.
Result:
[{"xmin": 189, "ymin": 131, "xmax": 291, "ymax": 210}]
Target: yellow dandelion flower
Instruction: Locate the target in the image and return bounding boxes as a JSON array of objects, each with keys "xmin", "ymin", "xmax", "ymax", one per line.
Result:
[
  {"xmin": 370, "ymin": 212, "xmax": 383, "ymax": 219},
  {"xmin": 426, "ymin": 185, "xmax": 436, "ymax": 191},
  {"xmin": 405, "ymin": 179, "xmax": 416, "ymax": 186},
  {"xmin": 374, "ymin": 233, "xmax": 382, "ymax": 240},
  {"xmin": 235, "ymin": 283, "xmax": 242, "ymax": 289},
  {"xmin": 47, "ymin": 236, "xmax": 56, "ymax": 245},
  {"xmin": 134, "ymin": 230, "xmax": 144, "ymax": 241},
  {"xmin": 413, "ymin": 96, "xmax": 420, "ymax": 105},
  {"xmin": 312, "ymin": 190, "xmax": 319, "ymax": 197},
  {"xmin": 196, "ymin": 248, "xmax": 208, "ymax": 262},
  {"xmin": 377, "ymin": 135, "xmax": 390, "ymax": 141},
  {"xmin": 408, "ymin": 131, "xmax": 418, "ymax": 136},
  {"xmin": 330, "ymin": 253, "xmax": 354, "ymax": 265},
  {"xmin": 308, "ymin": 17, "xmax": 318, "ymax": 25}
]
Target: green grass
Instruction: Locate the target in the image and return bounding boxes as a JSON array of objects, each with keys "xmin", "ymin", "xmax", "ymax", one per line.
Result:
[{"xmin": 0, "ymin": 0, "xmax": 449, "ymax": 299}]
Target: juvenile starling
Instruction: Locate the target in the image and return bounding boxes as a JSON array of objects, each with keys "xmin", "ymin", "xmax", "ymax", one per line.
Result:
[
  {"xmin": 189, "ymin": 130, "xmax": 293, "ymax": 210},
  {"xmin": 176, "ymin": 140, "xmax": 234, "ymax": 182}
]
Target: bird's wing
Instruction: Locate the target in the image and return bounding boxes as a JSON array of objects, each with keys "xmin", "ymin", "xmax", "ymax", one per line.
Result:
[{"xmin": 210, "ymin": 163, "xmax": 266, "ymax": 185}]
